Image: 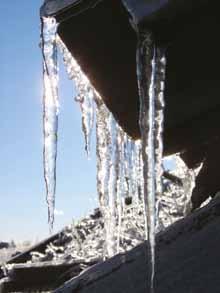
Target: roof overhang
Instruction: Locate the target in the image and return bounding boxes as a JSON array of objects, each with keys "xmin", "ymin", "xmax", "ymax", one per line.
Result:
[{"xmin": 40, "ymin": 0, "xmax": 220, "ymax": 153}]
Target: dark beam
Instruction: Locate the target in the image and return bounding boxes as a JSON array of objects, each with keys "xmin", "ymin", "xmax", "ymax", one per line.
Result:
[{"xmin": 0, "ymin": 261, "xmax": 83, "ymax": 292}]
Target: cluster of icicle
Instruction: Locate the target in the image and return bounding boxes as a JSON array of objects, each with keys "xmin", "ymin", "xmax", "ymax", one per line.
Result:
[
  {"xmin": 56, "ymin": 36, "xmax": 147, "ymax": 257},
  {"xmin": 41, "ymin": 17, "xmax": 147, "ymax": 258},
  {"xmin": 136, "ymin": 30, "xmax": 166, "ymax": 291},
  {"xmin": 41, "ymin": 16, "xmax": 196, "ymax": 293}
]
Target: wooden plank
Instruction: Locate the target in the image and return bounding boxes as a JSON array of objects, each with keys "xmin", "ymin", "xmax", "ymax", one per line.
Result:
[
  {"xmin": 54, "ymin": 197, "xmax": 220, "ymax": 293},
  {"xmin": 0, "ymin": 261, "xmax": 84, "ymax": 292},
  {"xmin": 0, "ymin": 229, "xmax": 71, "ymax": 284},
  {"xmin": 40, "ymin": 0, "xmax": 101, "ymax": 18},
  {"xmin": 40, "ymin": 0, "xmax": 79, "ymax": 17}
]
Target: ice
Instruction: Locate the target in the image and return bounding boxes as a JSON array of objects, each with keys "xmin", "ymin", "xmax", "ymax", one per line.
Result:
[
  {"xmin": 41, "ymin": 17, "xmax": 59, "ymax": 232},
  {"xmin": 40, "ymin": 21, "xmax": 197, "ymax": 290},
  {"xmin": 136, "ymin": 31, "xmax": 156, "ymax": 292},
  {"xmin": 136, "ymin": 31, "xmax": 167, "ymax": 292},
  {"xmin": 107, "ymin": 116, "xmax": 119, "ymax": 256},
  {"xmin": 57, "ymin": 36, "xmax": 147, "ymax": 257},
  {"xmin": 154, "ymin": 49, "xmax": 166, "ymax": 223},
  {"xmin": 56, "ymin": 37, "xmax": 95, "ymax": 158},
  {"xmin": 115, "ymin": 128, "xmax": 125, "ymax": 252},
  {"xmin": 95, "ymin": 106, "xmax": 146, "ymax": 257},
  {"xmin": 157, "ymin": 155, "xmax": 198, "ymax": 230},
  {"xmin": 77, "ymin": 90, "xmax": 94, "ymax": 158},
  {"xmin": 57, "ymin": 37, "xmax": 120, "ymax": 257},
  {"xmin": 96, "ymin": 99, "xmax": 115, "ymax": 257},
  {"xmin": 132, "ymin": 140, "xmax": 144, "ymax": 209}
]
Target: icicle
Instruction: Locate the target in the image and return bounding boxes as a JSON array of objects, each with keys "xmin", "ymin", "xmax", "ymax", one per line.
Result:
[
  {"xmin": 154, "ymin": 49, "xmax": 166, "ymax": 225},
  {"xmin": 56, "ymin": 29, "xmax": 168, "ymax": 263},
  {"xmin": 136, "ymin": 31, "xmax": 156, "ymax": 292},
  {"xmin": 96, "ymin": 99, "xmax": 115, "ymax": 258},
  {"xmin": 107, "ymin": 115, "xmax": 119, "ymax": 256},
  {"xmin": 126, "ymin": 137, "xmax": 137, "ymax": 200},
  {"xmin": 76, "ymin": 90, "xmax": 94, "ymax": 158},
  {"xmin": 133, "ymin": 140, "xmax": 143, "ymax": 208},
  {"xmin": 122, "ymin": 134, "xmax": 130, "ymax": 198},
  {"xmin": 56, "ymin": 37, "xmax": 95, "ymax": 157},
  {"xmin": 115, "ymin": 128, "xmax": 126, "ymax": 252},
  {"xmin": 57, "ymin": 36, "xmax": 124, "ymax": 255},
  {"xmin": 41, "ymin": 17, "xmax": 59, "ymax": 232},
  {"xmin": 136, "ymin": 29, "xmax": 167, "ymax": 291},
  {"xmin": 129, "ymin": 140, "xmax": 141, "ymax": 204}
]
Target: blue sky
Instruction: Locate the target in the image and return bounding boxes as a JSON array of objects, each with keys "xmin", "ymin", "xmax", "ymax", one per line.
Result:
[{"xmin": 0, "ymin": 1, "xmax": 97, "ymax": 242}]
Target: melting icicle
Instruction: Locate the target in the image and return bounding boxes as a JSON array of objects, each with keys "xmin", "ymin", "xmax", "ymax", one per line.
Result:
[
  {"xmin": 77, "ymin": 91, "xmax": 94, "ymax": 158},
  {"xmin": 137, "ymin": 29, "xmax": 167, "ymax": 292},
  {"xmin": 154, "ymin": 49, "xmax": 166, "ymax": 226},
  {"xmin": 107, "ymin": 116, "xmax": 119, "ymax": 256},
  {"xmin": 115, "ymin": 128, "xmax": 126, "ymax": 252},
  {"xmin": 96, "ymin": 99, "xmax": 116, "ymax": 258},
  {"xmin": 124, "ymin": 136, "xmax": 136, "ymax": 200},
  {"xmin": 57, "ymin": 36, "xmax": 121, "ymax": 256},
  {"xmin": 133, "ymin": 140, "xmax": 143, "ymax": 208},
  {"xmin": 57, "ymin": 37, "xmax": 95, "ymax": 158},
  {"xmin": 122, "ymin": 135, "xmax": 130, "ymax": 198},
  {"xmin": 56, "ymin": 29, "xmax": 168, "ymax": 266},
  {"xmin": 41, "ymin": 17, "xmax": 59, "ymax": 232},
  {"xmin": 137, "ymin": 31, "xmax": 156, "ymax": 291},
  {"xmin": 136, "ymin": 31, "xmax": 156, "ymax": 292}
]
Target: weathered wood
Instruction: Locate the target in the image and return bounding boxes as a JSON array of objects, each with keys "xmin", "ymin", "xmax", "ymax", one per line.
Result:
[
  {"xmin": 0, "ymin": 229, "xmax": 71, "ymax": 283},
  {"xmin": 40, "ymin": 0, "xmax": 101, "ymax": 18},
  {"xmin": 0, "ymin": 261, "xmax": 82, "ymax": 292},
  {"xmin": 40, "ymin": 0, "xmax": 78, "ymax": 17},
  {"xmin": 54, "ymin": 197, "xmax": 220, "ymax": 293}
]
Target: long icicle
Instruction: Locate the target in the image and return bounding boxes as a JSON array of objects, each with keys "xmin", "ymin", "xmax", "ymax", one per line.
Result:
[
  {"xmin": 116, "ymin": 128, "xmax": 125, "ymax": 252},
  {"xmin": 96, "ymin": 99, "xmax": 113, "ymax": 258},
  {"xmin": 107, "ymin": 115, "xmax": 118, "ymax": 257},
  {"xmin": 154, "ymin": 49, "xmax": 166, "ymax": 225},
  {"xmin": 41, "ymin": 17, "xmax": 59, "ymax": 233},
  {"xmin": 76, "ymin": 90, "xmax": 94, "ymax": 158},
  {"xmin": 136, "ymin": 30, "xmax": 156, "ymax": 293},
  {"xmin": 56, "ymin": 37, "xmax": 95, "ymax": 158},
  {"xmin": 133, "ymin": 140, "xmax": 143, "ymax": 209},
  {"xmin": 57, "ymin": 36, "xmax": 121, "ymax": 256}
]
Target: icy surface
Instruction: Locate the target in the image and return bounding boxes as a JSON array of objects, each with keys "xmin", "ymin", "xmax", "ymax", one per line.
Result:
[{"xmin": 41, "ymin": 17, "xmax": 59, "ymax": 232}]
